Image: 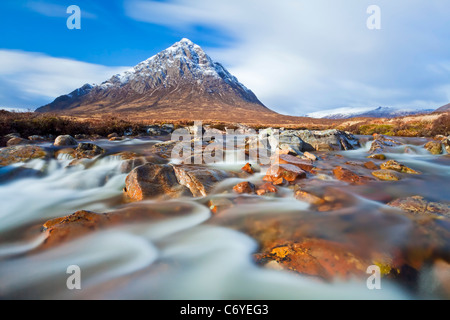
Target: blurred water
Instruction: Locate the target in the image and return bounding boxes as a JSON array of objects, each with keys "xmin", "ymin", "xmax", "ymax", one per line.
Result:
[{"xmin": 0, "ymin": 136, "xmax": 448, "ymax": 299}]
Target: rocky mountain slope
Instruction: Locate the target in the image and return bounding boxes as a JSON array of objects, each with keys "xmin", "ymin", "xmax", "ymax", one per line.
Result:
[{"xmin": 36, "ymin": 39, "xmax": 274, "ymax": 121}]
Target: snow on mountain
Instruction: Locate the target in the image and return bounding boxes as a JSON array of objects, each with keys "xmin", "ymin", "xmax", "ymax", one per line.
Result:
[
  {"xmin": 36, "ymin": 38, "xmax": 268, "ymax": 115},
  {"xmin": 306, "ymin": 106, "xmax": 434, "ymax": 119}
]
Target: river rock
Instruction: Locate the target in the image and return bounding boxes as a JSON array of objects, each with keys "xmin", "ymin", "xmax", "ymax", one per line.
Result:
[
  {"xmin": 172, "ymin": 165, "xmax": 233, "ymax": 197},
  {"xmin": 75, "ymin": 143, "xmax": 105, "ymax": 159},
  {"xmin": 255, "ymin": 239, "xmax": 370, "ymax": 280},
  {"xmin": 233, "ymin": 181, "xmax": 256, "ymax": 194},
  {"xmin": 276, "ymin": 154, "xmax": 314, "ymax": 172},
  {"xmin": 333, "ymin": 166, "xmax": 373, "ymax": 185},
  {"xmin": 124, "ymin": 163, "xmax": 191, "ymax": 201},
  {"xmin": 264, "ymin": 163, "xmax": 307, "ymax": 184},
  {"xmin": 424, "ymin": 141, "xmax": 443, "ymax": 155},
  {"xmin": 0, "ymin": 145, "xmax": 48, "ymax": 166},
  {"xmin": 367, "ymin": 154, "xmax": 386, "ymax": 160},
  {"xmin": 54, "ymin": 135, "xmax": 78, "ymax": 147},
  {"xmin": 28, "ymin": 135, "xmax": 45, "ymax": 141},
  {"xmin": 7, "ymin": 137, "xmax": 30, "ymax": 147},
  {"xmin": 371, "ymin": 169, "xmax": 402, "ymax": 181},
  {"xmin": 369, "ymin": 134, "xmax": 402, "ymax": 154},
  {"xmin": 388, "ymin": 196, "xmax": 450, "ymax": 217},
  {"xmin": 241, "ymin": 163, "xmax": 254, "ymax": 174},
  {"xmin": 295, "ymin": 129, "xmax": 360, "ymax": 151},
  {"xmin": 380, "ymin": 160, "xmax": 420, "ymax": 174},
  {"xmin": 256, "ymin": 183, "xmax": 278, "ymax": 196}
]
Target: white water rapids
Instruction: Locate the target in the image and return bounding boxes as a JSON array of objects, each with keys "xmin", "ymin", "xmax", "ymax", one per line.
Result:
[{"xmin": 0, "ymin": 137, "xmax": 448, "ymax": 299}]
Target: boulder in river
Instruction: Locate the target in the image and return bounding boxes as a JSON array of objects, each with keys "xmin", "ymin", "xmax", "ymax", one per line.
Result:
[
  {"xmin": 233, "ymin": 181, "xmax": 256, "ymax": 194},
  {"xmin": 54, "ymin": 135, "xmax": 78, "ymax": 147},
  {"xmin": 388, "ymin": 196, "xmax": 450, "ymax": 217},
  {"xmin": 7, "ymin": 137, "xmax": 30, "ymax": 147},
  {"xmin": 380, "ymin": 160, "xmax": 420, "ymax": 174},
  {"xmin": 371, "ymin": 169, "xmax": 402, "ymax": 181},
  {"xmin": 333, "ymin": 166, "xmax": 374, "ymax": 185},
  {"xmin": 369, "ymin": 134, "xmax": 403, "ymax": 154},
  {"xmin": 74, "ymin": 143, "xmax": 105, "ymax": 159},
  {"xmin": 424, "ymin": 141, "xmax": 443, "ymax": 155},
  {"xmin": 124, "ymin": 163, "xmax": 191, "ymax": 201},
  {"xmin": 0, "ymin": 145, "xmax": 48, "ymax": 166}
]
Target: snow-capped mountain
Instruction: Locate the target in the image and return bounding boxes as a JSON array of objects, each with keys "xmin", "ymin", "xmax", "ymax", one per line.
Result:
[
  {"xmin": 306, "ymin": 106, "xmax": 434, "ymax": 119},
  {"xmin": 36, "ymin": 38, "xmax": 271, "ymax": 119}
]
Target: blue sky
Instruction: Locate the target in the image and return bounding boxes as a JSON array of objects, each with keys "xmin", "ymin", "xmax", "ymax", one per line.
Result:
[{"xmin": 0, "ymin": 0, "xmax": 449, "ymax": 115}]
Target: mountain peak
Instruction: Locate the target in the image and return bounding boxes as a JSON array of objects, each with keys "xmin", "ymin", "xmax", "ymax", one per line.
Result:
[{"xmin": 36, "ymin": 39, "xmax": 272, "ymax": 120}]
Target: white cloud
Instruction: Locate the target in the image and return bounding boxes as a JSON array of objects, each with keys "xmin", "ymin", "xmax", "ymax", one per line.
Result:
[
  {"xmin": 0, "ymin": 50, "xmax": 129, "ymax": 110},
  {"xmin": 126, "ymin": 0, "xmax": 450, "ymax": 114},
  {"xmin": 26, "ymin": 1, "xmax": 97, "ymax": 19}
]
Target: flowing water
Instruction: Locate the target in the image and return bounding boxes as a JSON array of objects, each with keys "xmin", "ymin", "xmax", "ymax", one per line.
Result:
[{"xmin": 0, "ymin": 137, "xmax": 448, "ymax": 299}]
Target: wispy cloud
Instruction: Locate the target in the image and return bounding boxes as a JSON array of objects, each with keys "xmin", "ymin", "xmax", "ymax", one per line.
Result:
[
  {"xmin": 0, "ymin": 50, "xmax": 129, "ymax": 110},
  {"xmin": 125, "ymin": 0, "xmax": 450, "ymax": 114},
  {"xmin": 26, "ymin": 1, "xmax": 97, "ymax": 19}
]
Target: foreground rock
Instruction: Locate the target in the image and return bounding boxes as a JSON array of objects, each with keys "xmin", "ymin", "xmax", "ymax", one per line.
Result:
[
  {"xmin": 124, "ymin": 163, "xmax": 191, "ymax": 201},
  {"xmin": 388, "ymin": 196, "xmax": 450, "ymax": 217},
  {"xmin": 41, "ymin": 202, "xmax": 200, "ymax": 249},
  {"xmin": 0, "ymin": 145, "xmax": 48, "ymax": 166},
  {"xmin": 372, "ymin": 170, "xmax": 402, "ymax": 181}
]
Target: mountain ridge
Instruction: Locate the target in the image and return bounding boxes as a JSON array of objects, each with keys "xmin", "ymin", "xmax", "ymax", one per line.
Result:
[
  {"xmin": 36, "ymin": 38, "xmax": 274, "ymax": 120},
  {"xmin": 306, "ymin": 106, "xmax": 434, "ymax": 119}
]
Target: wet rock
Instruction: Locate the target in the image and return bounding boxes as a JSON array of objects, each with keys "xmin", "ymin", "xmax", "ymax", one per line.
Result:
[
  {"xmin": 372, "ymin": 170, "xmax": 402, "ymax": 181},
  {"xmin": 74, "ymin": 134, "xmax": 89, "ymax": 140},
  {"xmin": 294, "ymin": 190, "xmax": 325, "ymax": 206},
  {"xmin": 7, "ymin": 137, "xmax": 30, "ymax": 147},
  {"xmin": 276, "ymin": 154, "xmax": 314, "ymax": 172},
  {"xmin": 333, "ymin": 166, "xmax": 373, "ymax": 185},
  {"xmin": 264, "ymin": 163, "xmax": 307, "ymax": 183},
  {"xmin": 255, "ymin": 239, "xmax": 369, "ymax": 280},
  {"xmin": 41, "ymin": 203, "xmax": 199, "ymax": 248},
  {"xmin": 367, "ymin": 154, "xmax": 386, "ymax": 160},
  {"xmin": 278, "ymin": 132, "xmax": 304, "ymax": 155},
  {"xmin": 388, "ymin": 196, "xmax": 450, "ymax": 217},
  {"xmin": 75, "ymin": 143, "xmax": 105, "ymax": 159},
  {"xmin": 28, "ymin": 135, "xmax": 45, "ymax": 141},
  {"xmin": 4, "ymin": 133, "xmax": 20, "ymax": 139},
  {"xmin": 424, "ymin": 141, "xmax": 443, "ymax": 155},
  {"xmin": 380, "ymin": 160, "xmax": 420, "ymax": 174},
  {"xmin": 0, "ymin": 145, "xmax": 48, "ymax": 166},
  {"xmin": 295, "ymin": 129, "xmax": 360, "ymax": 151},
  {"xmin": 441, "ymin": 139, "xmax": 450, "ymax": 153},
  {"xmin": 256, "ymin": 183, "xmax": 278, "ymax": 196},
  {"xmin": 241, "ymin": 163, "xmax": 254, "ymax": 174},
  {"xmin": 369, "ymin": 135, "xmax": 402, "ymax": 154},
  {"xmin": 151, "ymin": 140, "xmax": 179, "ymax": 159},
  {"xmin": 124, "ymin": 163, "xmax": 191, "ymax": 201},
  {"xmin": 54, "ymin": 135, "xmax": 78, "ymax": 147},
  {"xmin": 172, "ymin": 165, "xmax": 233, "ymax": 197},
  {"xmin": 303, "ymin": 151, "xmax": 317, "ymax": 161},
  {"xmin": 107, "ymin": 133, "xmax": 119, "ymax": 139},
  {"xmin": 363, "ymin": 161, "xmax": 379, "ymax": 170},
  {"xmin": 233, "ymin": 181, "xmax": 256, "ymax": 194},
  {"xmin": 119, "ymin": 154, "xmax": 168, "ymax": 173}
]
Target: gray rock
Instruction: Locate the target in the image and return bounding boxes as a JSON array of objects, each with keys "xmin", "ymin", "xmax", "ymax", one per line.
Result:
[{"xmin": 54, "ymin": 135, "xmax": 78, "ymax": 147}]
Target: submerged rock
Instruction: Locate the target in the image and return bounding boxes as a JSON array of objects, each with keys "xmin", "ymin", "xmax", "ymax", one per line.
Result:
[
  {"xmin": 0, "ymin": 145, "xmax": 48, "ymax": 166},
  {"xmin": 388, "ymin": 196, "xmax": 450, "ymax": 217},
  {"xmin": 372, "ymin": 170, "xmax": 402, "ymax": 181}
]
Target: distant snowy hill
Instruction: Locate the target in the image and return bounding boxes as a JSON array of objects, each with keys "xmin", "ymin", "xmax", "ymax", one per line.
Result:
[{"xmin": 306, "ymin": 106, "xmax": 434, "ymax": 119}]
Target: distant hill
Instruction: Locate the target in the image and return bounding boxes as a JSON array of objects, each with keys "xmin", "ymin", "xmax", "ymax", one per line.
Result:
[
  {"xmin": 435, "ymin": 103, "xmax": 450, "ymax": 113},
  {"xmin": 306, "ymin": 106, "xmax": 434, "ymax": 119}
]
